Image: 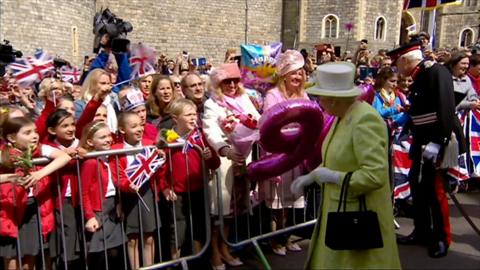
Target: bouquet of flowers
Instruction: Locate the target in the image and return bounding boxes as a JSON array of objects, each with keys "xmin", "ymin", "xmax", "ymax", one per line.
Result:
[
  {"xmin": 13, "ymin": 145, "xmax": 34, "ymax": 177},
  {"xmin": 219, "ymin": 113, "xmax": 259, "ymax": 159},
  {"xmin": 157, "ymin": 128, "xmax": 180, "ymax": 147}
]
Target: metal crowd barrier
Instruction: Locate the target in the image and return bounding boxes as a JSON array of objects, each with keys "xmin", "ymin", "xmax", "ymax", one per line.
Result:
[
  {"xmin": 4, "ymin": 143, "xmax": 211, "ymax": 270},
  {"xmin": 214, "ymin": 145, "xmax": 320, "ymax": 270}
]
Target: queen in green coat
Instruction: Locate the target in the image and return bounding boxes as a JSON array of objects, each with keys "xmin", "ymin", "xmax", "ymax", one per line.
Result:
[{"xmin": 291, "ymin": 62, "xmax": 401, "ymax": 269}]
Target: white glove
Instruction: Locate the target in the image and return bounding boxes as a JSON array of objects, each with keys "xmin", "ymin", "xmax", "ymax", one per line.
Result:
[
  {"xmin": 422, "ymin": 142, "xmax": 441, "ymax": 162},
  {"xmin": 290, "ymin": 167, "xmax": 342, "ymax": 197},
  {"xmin": 290, "ymin": 175, "xmax": 314, "ymax": 197}
]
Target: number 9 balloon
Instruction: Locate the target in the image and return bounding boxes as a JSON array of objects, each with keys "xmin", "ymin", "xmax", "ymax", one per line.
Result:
[{"xmin": 246, "ymin": 99, "xmax": 324, "ymax": 181}]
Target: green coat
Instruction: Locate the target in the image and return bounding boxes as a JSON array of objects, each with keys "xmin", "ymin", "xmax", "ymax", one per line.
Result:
[{"xmin": 305, "ymin": 101, "xmax": 401, "ymax": 269}]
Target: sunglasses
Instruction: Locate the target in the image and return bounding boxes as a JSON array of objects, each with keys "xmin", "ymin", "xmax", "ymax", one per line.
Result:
[
  {"xmin": 222, "ymin": 78, "xmax": 240, "ymax": 84},
  {"xmin": 173, "ymin": 82, "xmax": 181, "ymax": 86}
]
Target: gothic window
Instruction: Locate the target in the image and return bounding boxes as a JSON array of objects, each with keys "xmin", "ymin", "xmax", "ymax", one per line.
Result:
[
  {"xmin": 460, "ymin": 28, "xmax": 475, "ymax": 47},
  {"xmin": 375, "ymin": 17, "xmax": 386, "ymax": 41},
  {"xmin": 322, "ymin": 14, "xmax": 339, "ymax": 39}
]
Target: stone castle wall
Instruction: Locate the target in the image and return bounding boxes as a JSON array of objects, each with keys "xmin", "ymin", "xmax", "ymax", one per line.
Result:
[
  {"xmin": 0, "ymin": 0, "xmax": 95, "ymax": 66},
  {"xmin": 0, "ymin": 0, "xmax": 477, "ymax": 67},
  {"xmin": 299, "ymin": 0, "xmax": 404, "ymax": 56},
  {"xmin": 0, "ymin": 0, "xmax": 282, "ymax": 66}
]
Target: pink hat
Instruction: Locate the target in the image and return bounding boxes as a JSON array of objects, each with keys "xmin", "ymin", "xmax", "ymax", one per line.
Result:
[
  {"xmin": 277, "ymin": 50, "xmax": 305, "ymax": 76},
  {"xmin": 210, "ymin": 63, "xmax": 241, "ymax": 88}
]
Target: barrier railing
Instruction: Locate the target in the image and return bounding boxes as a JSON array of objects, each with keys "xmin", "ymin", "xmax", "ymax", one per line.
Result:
[
  {"xmin": 3, "ymin": 143, "xmax": 211, "ymax": 270},
  {"xmin": 214, "ymin": 145, "xmax": 319, "ymax": 270},
  {"xmin": 4, "ymin": 142, "xmax": 323, "ymax": 270}
]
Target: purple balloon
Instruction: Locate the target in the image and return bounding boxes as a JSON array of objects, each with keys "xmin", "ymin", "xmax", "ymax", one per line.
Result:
[
  {"xmin": 358, "ymin": 83, "xmax": 375, "ymax": 104},
  {"xmin": 247, "ymin": 99, "xmax": 324, "ymax": 181},
  {"xmin": 305, "ymin": 114, "xmax": 335, "ymax": 170}
]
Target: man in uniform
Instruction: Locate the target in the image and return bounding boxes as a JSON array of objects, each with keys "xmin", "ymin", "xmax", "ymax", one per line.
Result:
[{"xmin": 388, "ymin": 41, "xmax": 460, "ymax": 258}]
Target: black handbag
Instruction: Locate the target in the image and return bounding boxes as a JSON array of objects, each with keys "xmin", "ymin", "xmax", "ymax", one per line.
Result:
[{"xmin": 325, "ymin": 172, "xmax": 384, "ymax": 250}]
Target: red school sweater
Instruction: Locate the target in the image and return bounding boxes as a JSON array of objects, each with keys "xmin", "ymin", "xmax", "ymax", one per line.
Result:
[
  {"xmin": 0, "ymin": 144, "xmax": 55, "ymax": 238},
  {"xmin": 160, "ymin": 129, "xmax": 220, "ymax": 193},
  {"xmin": 80, "ymin": 158, "xmax": 114, "ymax": 220},
  {"xmin": 109, "ymin": 138, "xmax": 165, "ymax": 196}
]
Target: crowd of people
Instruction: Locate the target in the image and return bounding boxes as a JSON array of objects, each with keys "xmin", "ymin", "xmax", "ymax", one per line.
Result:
[{"xmin": 0, "ymin": 27, "xmax": 479, "ymax": 270}]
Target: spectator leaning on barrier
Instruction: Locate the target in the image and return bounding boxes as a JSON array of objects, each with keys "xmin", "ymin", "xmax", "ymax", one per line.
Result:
[
  {"xmin": 79, "ymin": 121, "xmax": 124, "ymax": 269},
  {"xmin": 202, "ymin": 63, "xmax": 260, "ymax": 269},
  {"xmin": 110, "ymin": 112, "xmax": 164, "ymax": 269},
  {"xmin": 260, "ymin": 49, "xmax": 308, "ymax": 256},
  {"xmin": 45, "ymin": 109, "xmax": 85, "ymax": 268},
  {"xmin": 160, "ymin": 98, "xmax": 220, "ymax": 260},
  {"xmin": 0, "ymin": 116, "xmax": 71, "ymax": 270}
]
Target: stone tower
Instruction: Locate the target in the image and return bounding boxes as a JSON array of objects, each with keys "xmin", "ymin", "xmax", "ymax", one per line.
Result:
[{"xmin": 296, "ymin": 0, "xmax": 405, "ymax": 56}]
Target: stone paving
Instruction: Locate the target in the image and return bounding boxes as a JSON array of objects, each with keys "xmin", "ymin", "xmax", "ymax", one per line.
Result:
[{"xmin": 235, "ymin": 191, "xmax": 480, "ymax": 269}]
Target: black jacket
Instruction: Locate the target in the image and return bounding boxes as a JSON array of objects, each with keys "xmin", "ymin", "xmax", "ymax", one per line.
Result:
[{"xmin": 408, "ymin": 60, "xmax": 466, "ymax": 158}]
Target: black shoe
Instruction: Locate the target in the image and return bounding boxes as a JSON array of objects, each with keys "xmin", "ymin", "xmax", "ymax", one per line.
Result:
[
  {"xmin": 396, "ymin": 232, "xmax": 428, "ymax": 246},
  {"xmin": 428, "ymin": 241, "xmax": 448, "ymax": 258}
]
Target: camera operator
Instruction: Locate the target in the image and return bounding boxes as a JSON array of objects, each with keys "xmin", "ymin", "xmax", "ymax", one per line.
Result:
[{"xmin": 75, "ymin": 9, "xmax": 133, "ymax": 127}]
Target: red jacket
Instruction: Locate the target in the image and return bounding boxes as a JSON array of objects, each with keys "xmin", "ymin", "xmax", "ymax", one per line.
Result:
[
  {"xmin": 44, "ymin": 140, "xmax": 80, "ymax": 208},
  {"xmin": 144, "ymin": 123, "xmax": 159, "ymax": 142},
  {"xmin": 160, "ymin": 130, "xmax": 220, "ymax": 193},
  {"xmin": 110, "ymin": 138, "xmax": 165, "ymax": 196},
  {"xmin": 36, "ymin": 100, "xmax": 56, "ymax": 142},
  {"xmin": 468, "ymin": 71, "xmax": 480, "ymax": 95},
  {"xmin": 75, "ymin": 98, "xmax": 103, "ymax": 139},
  {"xmin": 0, "ymin": 145, "xmax": 55, "ymax": 238},
  {"xmin": 80, "ymin": 158, "xmax": 115, "ymax": 220}
]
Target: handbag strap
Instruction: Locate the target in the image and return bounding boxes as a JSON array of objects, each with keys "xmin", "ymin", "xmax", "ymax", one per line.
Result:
[
  {"xmin": 359, "ymin": 195, "xmax": 367, "ymax": 211},
  {"xmin": 337, "ymin": 172, "xmax": 353, "ymax": 212},
  {"xmin": 336, "ymin": 172, "xmax": 369, "ymax": 212}
]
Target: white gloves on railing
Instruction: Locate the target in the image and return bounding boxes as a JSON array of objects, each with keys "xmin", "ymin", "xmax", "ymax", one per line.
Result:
[{"xmin": 290, "ymin": 167, "xmax": 342, "ymax": 196}]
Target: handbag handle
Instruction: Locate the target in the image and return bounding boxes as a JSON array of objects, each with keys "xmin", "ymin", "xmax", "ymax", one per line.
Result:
[
  {"xmin": 336, "ymin": 172, "xmax": 369, "ymax": 212},
  {"xmin": 337, "ymin": 172, "xmax": 353, "ymax": 212}
]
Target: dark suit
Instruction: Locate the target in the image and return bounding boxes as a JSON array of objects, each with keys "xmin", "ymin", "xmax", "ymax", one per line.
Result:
[{"xmin": 407, "ymin": 60, "xmax": 458, "ymax": 247}]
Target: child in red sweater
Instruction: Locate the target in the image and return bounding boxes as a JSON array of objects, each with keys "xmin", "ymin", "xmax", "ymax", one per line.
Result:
[
  {"xmin": 79, "ymin": 121, "xmax": 124, "ymax": 270},
  {"xmin": 0, "ymin": 116, "xmax": 71, "ymax": 270},
  {"xmin": 110, "ymin": 112, "xmax": 164, "ymax": 269},
  {"xmin": 160, "ymin": 98, "xmax": 220, "ymax": 259}
]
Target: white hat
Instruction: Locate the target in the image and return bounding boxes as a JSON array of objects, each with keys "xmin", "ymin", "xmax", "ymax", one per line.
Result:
[
  {"xmin": 121, "ymin": 87, "xmax": 145, "ymax": 111},
  {"xmin": 307, "ymin": 62, "xmax": 361, "ymax": 97}
]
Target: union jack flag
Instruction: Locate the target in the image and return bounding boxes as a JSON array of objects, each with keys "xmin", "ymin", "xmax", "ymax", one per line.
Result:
[
  {"xmin": 129, "ymin": 43, "xmax": 157, "ymax": 80},
  {"xmin": 469, "ymin": 109, "xmax": 480, "ymax": 176},
  {"xmin": 446, "ymin": 111, "xmax": 471, "ymax": 183},
  {"xmin": 60, "ymin": 66, "xmax": 82, "ymax": 83},
  {"xmin": 181, "ymin": 130, "xmax": 204, "ymax": 154},
  {"xmin": 125, "ymin": 147, "xmax": 165, "ymax": 189},
  {"xmin": 403, "ymin": 0, "xmax": 461, "ymax": 10},
  {"xmin": 393, "ymin": 135, "xmax": 412, "ymax": 199},
  {"xmin": 7, "ymin": 49, "xmax": 54, "ymax": 87}
]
